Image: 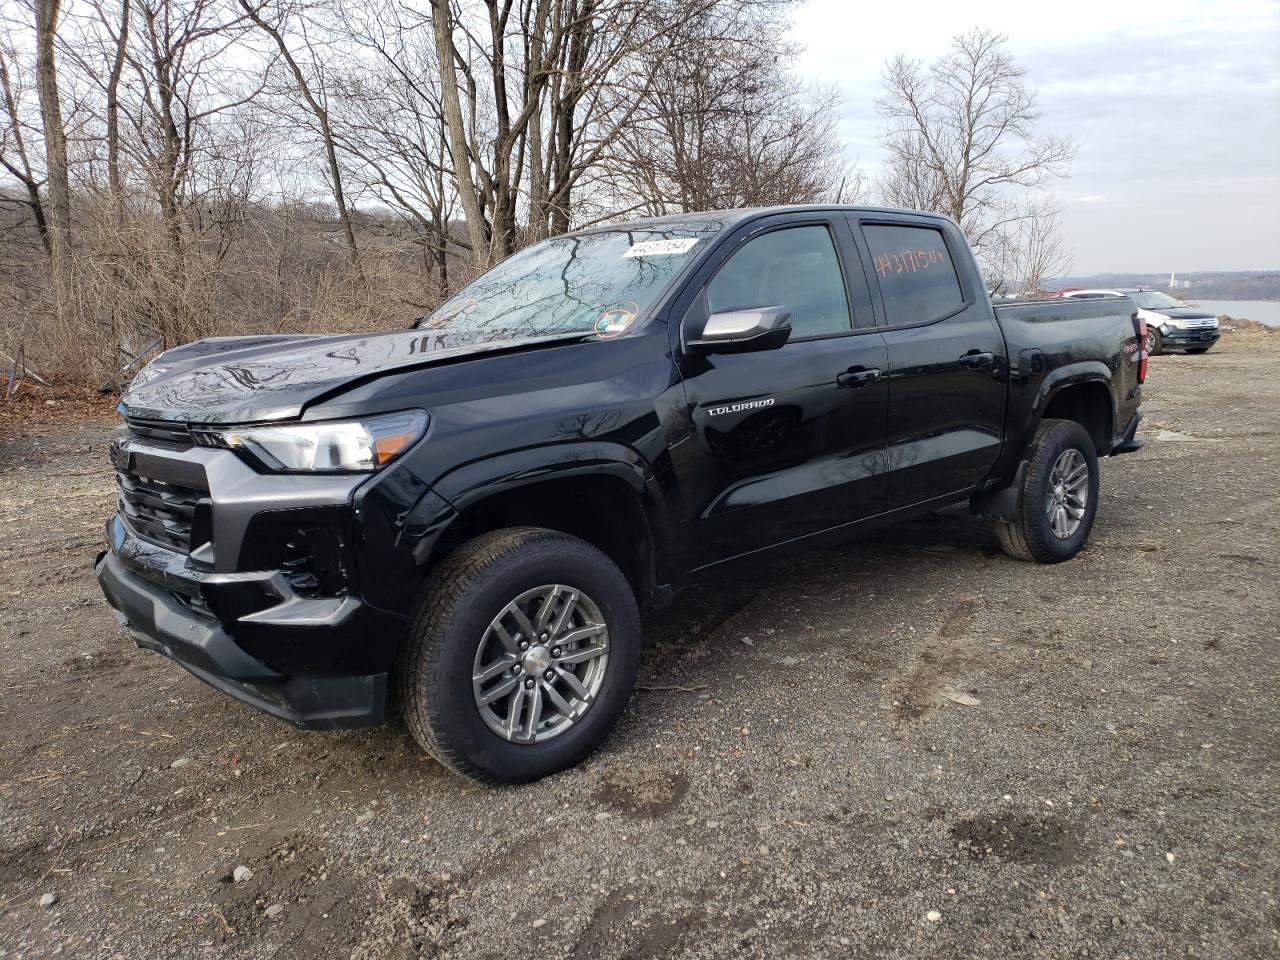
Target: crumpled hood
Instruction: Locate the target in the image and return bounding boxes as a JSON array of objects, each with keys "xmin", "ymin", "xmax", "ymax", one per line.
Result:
[{"xmin": 121, "ymin": 328, "xmax": 587, "ymax": 424}]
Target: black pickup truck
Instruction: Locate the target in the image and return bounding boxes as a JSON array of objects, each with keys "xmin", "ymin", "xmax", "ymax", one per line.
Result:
[{"xmin": 96, "ymin": 205, "xmax": 1146, "ymax": 782}]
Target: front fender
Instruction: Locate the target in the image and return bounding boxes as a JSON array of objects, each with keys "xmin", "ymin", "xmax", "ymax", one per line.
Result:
[
  {"xmin": 412, "ymin": 441, "xmax": 675, "ymax": 593},
  {"xmin": 431, "ymin": 441, "xmax": 653, "ymax": 507}
]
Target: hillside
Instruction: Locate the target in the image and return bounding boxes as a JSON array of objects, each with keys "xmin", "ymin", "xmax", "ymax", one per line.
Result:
[{"xmin": 1056, "ymin": 271, "xmax": 1280, "ymax": 300}]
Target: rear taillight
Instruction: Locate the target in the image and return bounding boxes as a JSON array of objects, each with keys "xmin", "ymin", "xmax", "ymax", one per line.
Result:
[{"xmin": 1133, "ymin": 314, "xmax": 1148, "ymax": 383}]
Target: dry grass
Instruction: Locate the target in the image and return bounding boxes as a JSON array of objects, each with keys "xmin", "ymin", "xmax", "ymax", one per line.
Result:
[
  {"xmin": 0, "ymin": 202, "xmax": 450, "ymax": 389},
  {"xmin": 0, "ymin": 384, "xmax": 117, "ymax": 439}
]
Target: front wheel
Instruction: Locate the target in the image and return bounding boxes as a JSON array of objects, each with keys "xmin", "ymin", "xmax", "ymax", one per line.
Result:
[
  {"xmin": 1146, "ymin": 328, "xmax": 1164, "ymax": 356},
  {"xmin": 995, "ymin": 419, "xmax": 1100, "ymax": 564},
  {"xmin": 398, "ymin": 527, "xmax": 640, "ymax": 783}
]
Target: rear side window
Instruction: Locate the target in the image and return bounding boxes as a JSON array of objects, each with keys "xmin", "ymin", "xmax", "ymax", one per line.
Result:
[
  {"xmin": 864, "ymin": 224, "xmax": 964, "ymax": 325},
  {"xmin": 707, "ymin": 225, "xmax": 852, "ymax": 338}
]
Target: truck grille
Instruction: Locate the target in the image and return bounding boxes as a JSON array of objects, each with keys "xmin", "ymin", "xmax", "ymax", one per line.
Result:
[
  {"xmin": 125, "ymin": 417, "xmax": 193, "ymax": 448},
  {"xmin": 116, "ymin": 469, "xmax": 207, "ymax": 552}
]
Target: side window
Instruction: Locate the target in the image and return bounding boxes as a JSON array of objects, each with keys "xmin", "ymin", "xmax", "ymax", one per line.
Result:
[
  {"xmin": 707, "ymin": 225, "xmax": 852, "ymax": 338},
  {"xmin": 864, "ymin": 224, "xmax": 964, "ymax": 325}
]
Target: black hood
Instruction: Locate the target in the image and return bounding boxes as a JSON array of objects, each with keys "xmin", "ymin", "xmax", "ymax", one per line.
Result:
[
  {"xmin": 1151, "ymin": 307, "xmax": 1218, "ymax": 321},
  {"xmin": 121, "ymin": 328, "xmax": 589, "ymax": 424}
]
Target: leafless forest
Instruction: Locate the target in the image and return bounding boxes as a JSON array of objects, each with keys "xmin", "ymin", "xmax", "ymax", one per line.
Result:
[{"xmin": 0, "ymin": 0, "xmax": 1069, "ymax": 386}]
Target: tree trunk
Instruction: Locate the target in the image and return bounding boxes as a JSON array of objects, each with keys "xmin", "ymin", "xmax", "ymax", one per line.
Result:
[
  {"xmin": 547, "ymin": 0, "xmax": 593, "ymax": 237},
  {"xmin": 527, "ymin": 102, "xmax": 547, "ymax": 242},
  {"xmin": 106, "ymin": 0, "xmax": 130, "ymax": 220},
  {"xmin": 431, "ymin": 0, "xmax": 489, "ymax": 267},
  {"xmin": 0, "ymin": 49, "xmax": 51, "ymax": 255},
  {"xmin": 34, "ymin": 0, "xmax": 72, "ymax": 276}
]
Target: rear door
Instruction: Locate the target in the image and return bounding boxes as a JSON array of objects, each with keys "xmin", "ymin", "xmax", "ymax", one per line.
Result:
[
  {"xmin": 850, "ymin": 215, "xmax": 1008, "ymax": 509},
  {"xmin": 673, "ymin": 213, "xmax": 889, "ymax": 568}
]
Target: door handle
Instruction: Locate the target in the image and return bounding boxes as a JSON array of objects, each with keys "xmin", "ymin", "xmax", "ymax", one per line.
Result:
[
  {"xmin": 837, "ymin": 367, "xmax": 882, "ymax": 389},
  {"xmin": 959, "ymin": 350, "xmax": 996, "ymax": 370}
]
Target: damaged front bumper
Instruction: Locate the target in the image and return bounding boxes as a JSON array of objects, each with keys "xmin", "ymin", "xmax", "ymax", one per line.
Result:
[
  {"xmin": 96, "ymin": 541, "xmax": 387, "ymax": 729},
  {"xmin": 95, "ymin": 432, "xmax": 413, "ymax": 730}
]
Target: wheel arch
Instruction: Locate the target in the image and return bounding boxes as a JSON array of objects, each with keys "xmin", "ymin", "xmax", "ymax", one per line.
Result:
[
  {"xmin": 1032, "ymin": 365, "xmax": 1116, "ymax": 455},
  {"xmin": 421, "ymin": 444, "xmax": 669, "ymax": 606},
  {"xmin": 976, "ymin": 367, "xmax": 1114, "ymax": 522}
]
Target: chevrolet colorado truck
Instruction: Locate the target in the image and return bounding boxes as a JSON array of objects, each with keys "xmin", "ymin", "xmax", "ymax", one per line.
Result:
[{"xmin": 96, "ymin": 205, "xmax": 1147, "ymax": 782}]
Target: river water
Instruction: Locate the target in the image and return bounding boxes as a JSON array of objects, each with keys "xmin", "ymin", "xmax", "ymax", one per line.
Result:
[{"xmin": 1187, "ymin": 300, "xmax": 1280, "ymax": 327}]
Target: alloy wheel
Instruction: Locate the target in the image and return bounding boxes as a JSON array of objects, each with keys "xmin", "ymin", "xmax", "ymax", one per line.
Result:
[
  {"xmin": 1045, "ymin": 448, "xmax": 1090, "ymax": 539},
  {"xmin": 471, "ymin": 584, "xmax": 610, "ymax": 743}
]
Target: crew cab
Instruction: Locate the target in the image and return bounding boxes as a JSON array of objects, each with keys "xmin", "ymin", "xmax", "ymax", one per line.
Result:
[
  {"xmin": 96, "ymin": 206, "xmax": 1146, "ymax": 783},
  {"xmin": 1061, "ymin": 287, "xmax": 1219, "ymax": 354}
]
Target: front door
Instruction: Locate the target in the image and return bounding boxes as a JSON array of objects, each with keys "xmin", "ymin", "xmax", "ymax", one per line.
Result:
[
  {"xmin": 675, "ymin": 217, "xmax": 889, "ymax": 569},
  {"xmin": 855, "ymin": 217, "xmax": 1008, "ymax": 509}
]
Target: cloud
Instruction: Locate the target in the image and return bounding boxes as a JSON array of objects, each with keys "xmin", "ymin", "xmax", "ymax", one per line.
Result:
[{"xmin": 789, "ymin": 0, "xmax": 1280, "ymax": 272}]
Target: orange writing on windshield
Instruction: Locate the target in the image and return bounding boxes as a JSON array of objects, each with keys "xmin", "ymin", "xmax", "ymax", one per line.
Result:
[{"xmin": 875, "ymin": 248, "xmax": 946, "ymax": 278}]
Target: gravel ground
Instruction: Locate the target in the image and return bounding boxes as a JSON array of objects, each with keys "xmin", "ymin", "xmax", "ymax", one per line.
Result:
[{"xmin": 1, "ymin": 332, "xmax": 1277, "ymax": 959}]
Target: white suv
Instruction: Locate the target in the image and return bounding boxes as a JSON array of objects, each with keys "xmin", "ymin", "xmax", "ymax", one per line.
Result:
[{"xmin": 1061, "ymin": 288, "xmax": 1220, "ymax": 355}]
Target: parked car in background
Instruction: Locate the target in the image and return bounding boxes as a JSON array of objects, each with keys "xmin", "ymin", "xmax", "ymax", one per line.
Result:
[
  {"xmin": 1061, "ymin": 288, "xmax": 1219, "ymax": 355},
  {"xmin": 97, "ymin": 206, "xmax": 1147, "ymax": 783}
]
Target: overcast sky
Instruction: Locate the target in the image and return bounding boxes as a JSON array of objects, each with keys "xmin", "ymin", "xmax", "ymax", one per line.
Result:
[{"xmin": 788, "ymin": 0, "xmax": 1280, "ymax": 275}]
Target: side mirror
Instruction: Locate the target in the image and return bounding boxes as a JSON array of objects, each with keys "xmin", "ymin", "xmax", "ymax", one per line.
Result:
[{"xmin": 687, "ymin": 306, "xmax": 792, "ymax": 355}]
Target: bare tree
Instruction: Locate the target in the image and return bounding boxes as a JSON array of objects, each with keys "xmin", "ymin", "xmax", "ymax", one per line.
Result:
[
  {"xmin": 525, "ymin": 0, "xmax": 716, "ymax": 240},
  {"xmin": 100, "ymin": 0, "xmax": 130, "ymax": 217},
  {"xmin": 613, "ymin": 4, "xmax": 858, "ymax": 215},
  {"xmin": 33, "ymin": 0, "xmax": 71, "ymax": 267},
  {"xmin": 110, "ymin": 0, "xmax": 269, "ymax": 260},
  {"xmin": 0, "ymin": 42, "xmax": 50, "ymax": 253},
  {"xmin": 425, "ymin": 0, "xmax": 791, "ymax": 264},
  {"xmin": 0, "ymin": 0, "xmax": 870, "ymax": 384},
  {"xmin": 876, "ymin": 28, "xmax": 1074, "ymax": 253},
  {"xmin": 329, "ymin": 1, "xmax": 458, "ymax": 297},
  {"xmin": 986, "ymin": 194, "xmax": 1072, "ymax": 293},
  {"xmin": 238, "ymin": 0, "xmax": 359, "ymax": 266},
  {"xmin": 430, "ymin": 0, "xmax": 488, "ymax": 263}
]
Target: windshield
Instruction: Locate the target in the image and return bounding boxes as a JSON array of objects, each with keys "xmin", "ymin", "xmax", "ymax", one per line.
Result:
[
  {"xmin": 415, "ymin": 224, "xmax": 722, "ymax": 337},
  {"xmin": 1130, "ymin": 292, "xmax": 1184, "ymax": 310}
]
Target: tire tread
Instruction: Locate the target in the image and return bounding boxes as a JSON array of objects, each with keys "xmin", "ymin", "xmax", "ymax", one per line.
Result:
[
  {"xmin": 996, "ymin": 419, "xmax": 1097, "ymax": 564},
  {"xmin": 995, "ymin": 518, "xmax": 1033, "ymax": 561},
  {"xmin": 397, "ymin": 527, "xmax": 630, "ymax": 783}
]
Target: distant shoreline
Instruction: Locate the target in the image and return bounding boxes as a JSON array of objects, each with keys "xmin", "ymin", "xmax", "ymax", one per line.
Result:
[{"xmin": 1189, "ymin": 299, "xmax": 1280, "ymax": 328}]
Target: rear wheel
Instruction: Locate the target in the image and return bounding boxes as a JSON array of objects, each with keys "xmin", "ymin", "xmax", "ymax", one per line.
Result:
[
  {"xmin": 398, "ymin": 527, "xmax": 640, "ymax": 783},
  {"xmin": 995, "ymin": 419, "xmax": 1100, "ymax": 564},
  {"xmin": 1146, "ymin": 328, "xmax": 1164, "ymax": 356}
]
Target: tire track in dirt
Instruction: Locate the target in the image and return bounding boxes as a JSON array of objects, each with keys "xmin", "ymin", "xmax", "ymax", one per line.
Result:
[{"xmin": 892, "ymin": 594, "xmax": 986, "ymax": 722}]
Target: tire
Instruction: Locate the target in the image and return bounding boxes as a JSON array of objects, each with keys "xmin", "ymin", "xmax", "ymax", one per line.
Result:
[
  {"xmin": 995, "ymin": 419, "xmax": 1100, "ymax": 564},
  {"xmin": 1186, "ymin": 346, "xmax": 1211, "ymax": 354},
  {"xmin": 1146, "ymin": 328, "xmax": 1163, "ymax": 356},
  {"xmin": 398, "ymin": 527, "xmax": 640, "ymax": 783}
]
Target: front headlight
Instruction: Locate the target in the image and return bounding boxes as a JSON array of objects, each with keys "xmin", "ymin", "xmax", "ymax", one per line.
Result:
[{"xmin": 216, "ymin": 411, "xmax": 428, "ymax": 473}]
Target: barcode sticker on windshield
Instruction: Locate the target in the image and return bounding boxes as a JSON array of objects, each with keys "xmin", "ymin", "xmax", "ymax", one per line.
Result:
[{"xmin": 623, "ymin": 238, "xmax": 699, "ymax": 258}]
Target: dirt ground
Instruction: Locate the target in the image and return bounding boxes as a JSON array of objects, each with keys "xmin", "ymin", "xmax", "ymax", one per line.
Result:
[{"xmin": 1, "ymin": 331, "xmax": 1277, "ymax": 960}]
